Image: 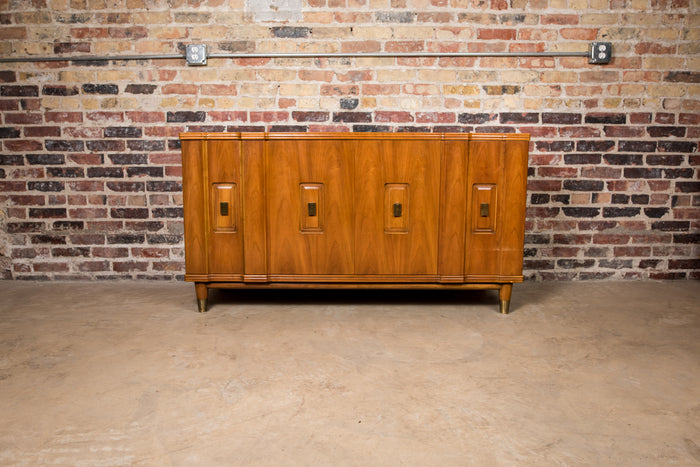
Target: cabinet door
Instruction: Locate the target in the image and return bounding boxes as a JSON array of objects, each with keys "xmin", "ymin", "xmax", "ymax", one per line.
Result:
[
  {"xmin": 267, "ymin": 139, "xmax": 354, "ymax": 275},
  {"xmin": 206, "ymin": 140, "xmax": 244, "ymax": 275},
  {"xmin": 464, "ymin": 136, "xmax": 528, "ymax": 280},
  {"xmin": 354, "ymin": 139, "xmax": 440, "ymax": 276}
]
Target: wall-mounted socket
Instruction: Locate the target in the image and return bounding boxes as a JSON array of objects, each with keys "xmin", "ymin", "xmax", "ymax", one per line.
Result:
[
  {"xmin": 589, "ymin": 42, "xmax": 612, "ymax": 64},
  {"xmin": 186, "ymin": 44, "xmax": 207, "ymax": 66}
]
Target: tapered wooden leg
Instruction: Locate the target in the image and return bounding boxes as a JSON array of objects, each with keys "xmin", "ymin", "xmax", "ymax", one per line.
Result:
[
  {"xmin": 195, "ymin": 282, "xmax": 208, "ymax": 313},
  {"xmin": 499, "ymin": 283, "xmax": 513, "ymax": 314}
]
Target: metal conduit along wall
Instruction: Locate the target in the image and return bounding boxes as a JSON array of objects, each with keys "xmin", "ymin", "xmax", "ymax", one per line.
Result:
[{"xmin": 0, "ymin": 42, "xmax": 612, "ymax": 64}]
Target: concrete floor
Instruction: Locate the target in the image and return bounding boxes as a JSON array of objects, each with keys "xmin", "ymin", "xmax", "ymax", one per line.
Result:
[{"xmin": 0, "ymin": 281, "xmax": 698, "ymax": 466}]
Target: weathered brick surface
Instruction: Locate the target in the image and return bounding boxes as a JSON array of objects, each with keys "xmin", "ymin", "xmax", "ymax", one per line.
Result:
[{"xmin": 0, "ymin": 1, "xmax": 697, "ymax": 281}]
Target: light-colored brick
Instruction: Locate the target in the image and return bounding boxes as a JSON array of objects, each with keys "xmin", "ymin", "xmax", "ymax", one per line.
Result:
[
  {"xmin": 500, "ymin": 70, "xmax": 540, "ymax": 83},
  {"xmin": 132, "ymin": 12, "xmax": 172, "ymax": 24},
  {"xmin": 643, "ymin": 57, "xmax": 686, "ymax": 69},
  {"xmin": 240, "ymin": 83, "xmax": 279, "ymax": 96},
  {"xmin": 258, "ymin": 69, "xmax": 298, "ymax": 82},
  {"xmin": 377, "ymin": 69, "xmax": 417, "ymax": 82},
  {"xmin": 443, "ymin": 85, "xmax": 480, "ymax": 95},
  {"xmin": 351, "ymin": 26, "xmax": 394, "ymax": 40},
  {"xmin": 392, "ymin": 26, "xmax": 435, "ymax": 39},
  {"xmin": 418, "ymin": 69, "xmax": 458, "ymax": 82},
  {"xmin": 279, "ymin": 84, "xmax": 320, "ymax": 96}
]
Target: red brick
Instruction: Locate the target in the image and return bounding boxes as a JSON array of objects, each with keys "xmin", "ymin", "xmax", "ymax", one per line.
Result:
[
  {"xmin": 375, "ymin": 111, "xmax": 413, "ymax": 123},
  {"xmin": 162, "ymin": 84, "xmax": 198, "ymax": 94},
  {"xmin": 131, "ymin": 247, "xmax": 170, "ymax": 258},
  {"xmin": 86, "ymin": 111, "xmax": 124, "ymax": 122},
  {"xmin": 336, "ymin": 70, "xmax": 374, "ymax": 82},
  {"xmin": 250, "ymin": 111, "xmax": 288, "ymax": 122},
  {"xmin": 33, "ymin": 262, "xmax": 69, "ymax": 272},
  {"xmin": 559, "ymin": 127, "xmax": 601, "ymax": 138},
  {"xmin": 209, "ymin": 111, "xmax": 247, "ymax": 122},
  {"xmin": 92, "ymin": 247, "xmax": 129, "ymax": 258},
  {"xmin": 416, "ymin": 112, "xmax": 455, "ymax": 124},
  {"xmin": 71, "ymin": 27, "xmax": 109, "ymax": 39},
  {"xmin": 24, "ymin": 126, "xmax": 61, "ymax": 137},
  {"xmin": 528, "ymin": 180, "xmax": 562, "ymax": 191},
  {"xmin": 69, "ymin": 208, "xmax": 108, "ymax": 218},
  {"xmin": 362, "ymin": 84, "xmax": 401, "ymax": 95},
  {"xmin": 45, "ymin": 112, "xmax": 83, "ymax": 123},
  {"xmin": 603, "ymin": 126, "xmax": 645, "ymax": 137},
  {"xmin": 0, "ymin": 100, "xmax": 19, "ymax": 111},
  {"xmin": 5, "ymin": 113, "xmax": 42, "ymax": 124},
  {"xmin": 580, "ymin": 167, "xmax": 622, "ymax": 178},
  {"xmin": 113, "ymin": 261, "xmax": 149, "ymax": 272},
  {"xmin": 126, "ymin": 111, "xmax": 165, "ymax": 123},
  {"xmin": 477, "ymin": 29, "xmax": 516, "ymax": 40},
  {"xmin": 593, "ymin": 234, "xmax": 630, "ymax": 245},
  {"xmin": 299, "ymin": 70, "xmax": 334, "ymax": 82},
  {"xmin": 542, "ymin": 14, "xmax": 579, "ymax": 25},
  {"xmin": 77, "ymin": 261, "xmax": 110, "ymax": 272},
  {"xmin": 68, "ymin": 181, "xmax": 104, "ymax": 191},
  {"xmin": 635, "ymin": 43, "xmax": 677, "ymax": 55},
  {"xmin": 149, "ymin": 153, "xmax": 181, "ymax": 164},
  {"xmin": 0, "ymin": 27, "xmax": 27, "ymax": 39},
  {"xmin": 341, "ymin": 41, "xmax": 381, "ymax": 53},
  {"xmin": 5, "ymin": 140, "xmax": 43, "ymax": 151},
  {"xmin": 386, "ymin": 41, "xmax": 424, "ymax": 52},
  {"xmin": 538, "ymin": 167, "xmax": 578, "ymax": 178},
  {"xmin": 529, "ymin": 154, "xmax": 562, "ymax": 166}
]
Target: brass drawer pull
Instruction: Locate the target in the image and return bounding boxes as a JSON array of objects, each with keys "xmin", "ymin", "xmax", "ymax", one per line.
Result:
[
  {"xmin": 220, "ymin": 202, "xmax": 229, "ymax": 216},
  {"xmin": 480, "ymin": 203, "xmax": 489, "ymax": 217},
  {"xmin": 308, "ymin": 202, "xmax": 317, "ymax": 217},
  {"xmin": 393, "ymin": 203, "xmax": 402, "ymax": 217}
]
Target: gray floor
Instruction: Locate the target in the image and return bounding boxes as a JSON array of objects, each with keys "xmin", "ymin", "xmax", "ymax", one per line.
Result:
[{"xmin": 0, "ymin": 280, "xmax": 698, "ymax": 466}]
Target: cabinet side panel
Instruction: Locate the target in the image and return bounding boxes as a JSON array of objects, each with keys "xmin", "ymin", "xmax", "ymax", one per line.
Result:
[
  {"xmin": 438, "ymin": 140, "xmax": 468, "ymax": 281},
  {"xmin": 207, "ymin": 140, "xmax": 244, "ymax": 275},
  {"xmin": 465, "ymin": 138, "xmax": 502, "ymax": 277},
  {"xmin": 499, "ymin": 139, "xmax": 529, "ymax": 279},
  {"xmin": 242, "ymin": 139, "xmax": 268, "ymax": 280},
  {"xmin": 181, "ymin": 139, "xmax": 207, "ymax": 277}
]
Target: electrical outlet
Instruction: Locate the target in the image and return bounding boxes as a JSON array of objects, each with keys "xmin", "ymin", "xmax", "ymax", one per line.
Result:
[
  {"xmin": 186, "ymin": 44, "xmax": 207, "ymax": 66},
  {"xmin": 589, "ymin": 42, "xmax": 612, "ymax": 64}
]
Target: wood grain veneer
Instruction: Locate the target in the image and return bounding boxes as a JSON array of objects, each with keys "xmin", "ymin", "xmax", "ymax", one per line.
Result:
[{"xmin": 181, "ymin": 132, "xmax": 530, "ymax": 314}]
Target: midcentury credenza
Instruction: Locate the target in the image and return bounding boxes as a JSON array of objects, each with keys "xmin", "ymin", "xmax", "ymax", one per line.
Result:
[{"xmin": 180, "ymin": 132, "xmax": 529, "ymax": 314}]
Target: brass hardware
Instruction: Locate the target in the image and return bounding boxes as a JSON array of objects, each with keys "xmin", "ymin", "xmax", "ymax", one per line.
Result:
[
  {"xmin": 197, "ymin": 298, "xmax": 207, "ymax": 313},
  {"xmin": 393, "ymin": 203, "xmax": 402, "ymax": 217},
  {"xmin": 220, "ymin": 201, "xmax": 229, "ymax": 216},
  {"xmin": 480, "ymin": 203, "xmax": 489, "ymax": 217},
  {"xmin": 308, "ymin": 202, "xmax": 317, "ymax": 217},
  {"xmin": 500, "ymin": 299, "xmax": 510, "ymax": 314}
]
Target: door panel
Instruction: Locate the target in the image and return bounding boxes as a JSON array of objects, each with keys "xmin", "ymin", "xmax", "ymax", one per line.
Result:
[
  {"xmin": 464, "ymin": 138, "xmax": 502, "ymax": 277},
  {"xmin": 207, "ymin": 140, "xmax": 243, "ymax": 275},
  {"xmin": 355, "ymin": 139, "xmax": 440, "ymax": 275},
  {"xmin": 268, "ymin": 139, "xmax": 354, "ymax": 275}
]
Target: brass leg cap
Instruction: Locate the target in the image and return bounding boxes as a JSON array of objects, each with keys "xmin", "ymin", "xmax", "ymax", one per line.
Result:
[
  {"xmin": 499, "ymin": 299, "xmax": 510, "ymax": 314},
  {"xmin": 197, "ymin": 298, "xmax": 207, "ymax": 313}
]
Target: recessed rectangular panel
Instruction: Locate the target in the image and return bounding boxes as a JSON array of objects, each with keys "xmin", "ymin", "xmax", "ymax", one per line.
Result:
[
  {"xmin": 300, "ymin": 183, "xmax": 324, "ymax": 232},
  {"xmin": 212, "ymin": 183, "xmax": 237, "ymax": 232},
  {"xmin": 472, "ymin": 184, "xmax": 496, "ymax": 233},
  {"xmin": 384, "ymin": 183, "xmax": 409, "ymax": 233}
]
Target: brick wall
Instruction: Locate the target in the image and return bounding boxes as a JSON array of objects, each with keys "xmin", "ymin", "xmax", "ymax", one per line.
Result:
[{"xmin": 0, "ymin": 0, "xmax": 698, "ymax": 281}]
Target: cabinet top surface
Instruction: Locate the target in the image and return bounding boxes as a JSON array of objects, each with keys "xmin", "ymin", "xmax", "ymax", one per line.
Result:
[{"xmin": 179, "ymin": 132, "xmax": 530, "ymax": 141}]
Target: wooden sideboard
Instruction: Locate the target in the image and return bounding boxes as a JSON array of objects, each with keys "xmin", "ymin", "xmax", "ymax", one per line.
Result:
[{"xmin": 180, "ymin": 132, "xmax": 530, "ymax": 314}]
